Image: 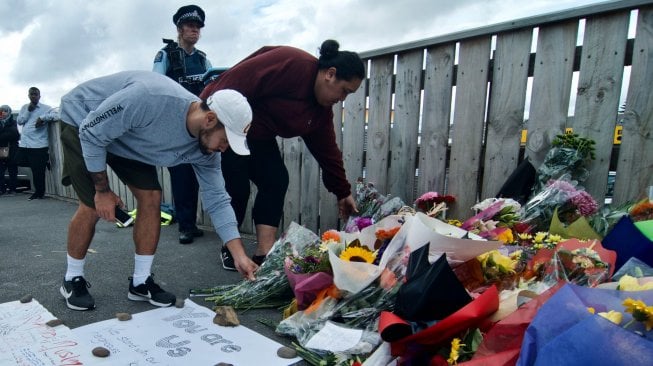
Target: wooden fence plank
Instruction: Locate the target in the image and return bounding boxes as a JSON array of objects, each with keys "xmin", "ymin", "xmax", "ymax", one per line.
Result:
[
  {"xmin": 389, "ymin": 49, "xmax": 423, "ymax": 203},
  {"xmin": 417, "ymin": 44, "xmax": 455, "ymax": 196},
  {"xmin": 301, "ymin": 144, "xmax": 320, "ymax": 232},
  {"xmin": 573, "ymin": 11, "xmax": 630, "ymax": 200},
  {"xmin": 448, "ymin": 36, "xmax": 492, "ymax": 220},
  {"xmin": 365, "ymin": 55, "xmax": 394, "ymax": 193},
  {"xmin": 615, "ymin": 6, "xmax": 653, "ymax": 203},
  {"xmin": 282, "ymin": 137, "xmax": 302, "ymax": 229},
  {"xmin": 525, "ymin": 20, "xmax": 578, "ymax": 168},
  {"xmin": 483, "ymin": 29, "xmax": 532, "ymax": 199},
  {"xmin": 319, "ymin": 103, "xmax": 344, "ymax": 233}
]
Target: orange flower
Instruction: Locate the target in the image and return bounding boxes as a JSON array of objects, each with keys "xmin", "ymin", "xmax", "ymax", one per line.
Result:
[
  {"xmin": 379, "ymin": 268, "xmax": 398, "ymax": 289},
  {"xmin": 321, "ymin": 230, "xmax": 341, "ymax": 242},
  {"xmin": 630, "ymin": 200, "xmax": 653, "ymax": 222},
  {"xmin": 376, "ymin": 226, "xmax": 401, "ymax": 241}
]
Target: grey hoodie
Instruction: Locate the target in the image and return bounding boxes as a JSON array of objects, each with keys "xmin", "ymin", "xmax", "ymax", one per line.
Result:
[{"xmin": 59, "ymin": 70, "xmax": 239, "ymax": 244}]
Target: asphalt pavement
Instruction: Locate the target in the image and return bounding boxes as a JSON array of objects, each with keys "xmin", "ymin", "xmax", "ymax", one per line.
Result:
[{"xmin": 0, "ymin": 191, "xmax": 291, "ymax": 346}]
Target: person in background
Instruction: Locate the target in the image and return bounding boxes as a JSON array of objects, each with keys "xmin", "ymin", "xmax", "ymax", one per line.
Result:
[
  {"xmin": 200, "ymin": 39, "xmax": 365, "ymax": 271},
  {"xmin": 0, "ymin": 105, "xmax": 20, "ymax": 195},
  {"xmin": 153, "ymin": 4, "xmax": 212, "ymax": 244},
  {"xmin": 16, "ymin": 87, "xmax": 53, "ymax": 200},
  {"xmin": 57, "ymin": 70, "xmax": 258, "ymax": 311}
]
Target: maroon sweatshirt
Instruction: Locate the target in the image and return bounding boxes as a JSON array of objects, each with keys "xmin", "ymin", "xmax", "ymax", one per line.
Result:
[{"xmin": 201, "ymin": 46, "xmax": 351, "ymax": 199}]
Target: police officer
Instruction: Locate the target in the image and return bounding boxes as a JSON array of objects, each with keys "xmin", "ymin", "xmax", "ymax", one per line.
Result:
[{"xmin": 153, "ymin": 5, "xmax": 212, "ymax": 244}]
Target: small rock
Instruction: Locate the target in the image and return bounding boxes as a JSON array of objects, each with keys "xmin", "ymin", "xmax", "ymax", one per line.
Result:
[
  {"xmin": 19, "ymin": 295, "xmax": 33, "ymax": 303},
  {"xmin": 277, "ymin": 346, "xmax": 297, "ymax": 359},
  {"xmin": 46, "ymin": 319, "xmax": 64, "ymax": 327},
  {"xmin": 213, "ymin": 306, "xmax": 240, "ymax": 327},
  {"xmin": 116, "ymin": 312, "xmax": 132, "ymax": 321},
  {"xmin": 92, "ymin": 346, "xmax": 110, "ymax": 358},
  {"xmin": 175, "ymin": 298, "xmax": 185, "ymax": 308},
  {"xmin": 214, "ymin": 363, "xmax": 233, "ymax": 366}
]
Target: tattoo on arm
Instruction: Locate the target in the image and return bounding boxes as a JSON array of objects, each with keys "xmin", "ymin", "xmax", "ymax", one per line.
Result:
[{"xmin": 91, "ymin": 171, "xmax": 110, "ymax": 193}]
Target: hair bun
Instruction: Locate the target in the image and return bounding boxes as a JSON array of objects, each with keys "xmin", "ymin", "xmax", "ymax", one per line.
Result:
[{"xmin": 319, "ymin": 39, "xmax": 340, "ymax": 58}]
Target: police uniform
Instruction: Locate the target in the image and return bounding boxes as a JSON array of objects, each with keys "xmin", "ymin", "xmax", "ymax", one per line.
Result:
[{"xmin": 152, "ymin": 5, "xmax": 212, "ymax": 244}]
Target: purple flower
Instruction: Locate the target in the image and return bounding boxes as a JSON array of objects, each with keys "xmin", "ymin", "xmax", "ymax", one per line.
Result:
[
  {"xmin": 570, "ymin": 190, "xmax": 598, "ymax": 216},
  {"xmin": 354, "ymin": 217, "xmax": 373, "ymax": 230}
]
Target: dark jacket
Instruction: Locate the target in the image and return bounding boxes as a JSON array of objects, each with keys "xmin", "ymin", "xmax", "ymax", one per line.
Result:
[{"xmin": 0, "ymin": 115, "xmax": 20, "ymax": 162}]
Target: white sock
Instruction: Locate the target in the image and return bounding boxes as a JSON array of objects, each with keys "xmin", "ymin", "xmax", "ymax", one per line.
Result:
[
  {"xmin": 133, "ymin": 254, "xmax": 154, "ymax": 286},
  {"xmin": 65, "ymin": 254, "xmax": 85, "ymax": 281}
]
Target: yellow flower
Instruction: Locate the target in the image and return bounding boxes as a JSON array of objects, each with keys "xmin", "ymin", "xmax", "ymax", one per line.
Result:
[
  {"xmin": 598, "ymin": 310, "xmax": 623, "ymax": 325},
  {"xmin": 518, "ymin": 233, "xmax": 532, "ymax": 241},
  {"xmin": 548, "ymin": 234, "xmax": 563, "ymax": 243},
  {"xmin": 496, "ymin": 229, "xmax": 514, "ymax": 244},
  {"xmin": 587, "ymin": 307, "xmax": 595, "ymax": 314},
  {"xmin": 533, "ymin": 232, "xmax": 547, "ymax": 244},
  {"xmin": 509, "ymin": 250, "xmax": 523, "ymax": 260},
  {"xmin": 477, "ymin": 250, "xmax": 516, "ymax": 273},
  {"xmin": 339, "ymin": 246, "xmax": 376, "ymax": 263},
  {"xmin": 623, "ymin": 298, "xmax": 653, "ymax": 330},
  {"xmin": 448, "ymin": 338, "xmax": 463, "ymax": 365},
  {"xmin": 447, "ymin": 219, "xmax": 462, "ymax": 227},
  {"xmin": 618, "ymin": 275, "xmax": 653, "ymax": 291}
]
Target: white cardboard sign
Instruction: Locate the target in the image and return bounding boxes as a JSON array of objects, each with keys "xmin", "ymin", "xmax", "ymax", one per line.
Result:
[
  {"xmin": 72, "ymin": 299, "xmax": 300, "ymax": 365},
  {"xmin": 0, "ymin": 299, "xmax": 91, "ymax": 365}
]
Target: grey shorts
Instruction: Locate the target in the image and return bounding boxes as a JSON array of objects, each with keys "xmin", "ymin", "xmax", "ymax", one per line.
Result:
[{"xmin": 59, "ymin": 122, "xmax": 161, "ymax": 208}]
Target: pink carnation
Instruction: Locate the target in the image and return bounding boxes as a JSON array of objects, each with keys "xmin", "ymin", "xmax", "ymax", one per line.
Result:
[{"xmin": 570, "ymin": 190, "xmax": 598, "ymax": 216}]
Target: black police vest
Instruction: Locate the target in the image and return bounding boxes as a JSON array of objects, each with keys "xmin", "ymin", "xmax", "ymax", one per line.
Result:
[{"xmin": 163, "ymin": 39, "xmax": 207, "ymax": 96}]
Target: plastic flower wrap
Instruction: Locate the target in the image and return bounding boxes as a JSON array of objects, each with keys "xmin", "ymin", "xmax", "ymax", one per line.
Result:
[
  {"xmin": 530, "ymin": 239, "xmax": 616, "ymax": 287},
  {"xmin": 520, "ymin": 174, "xmax": 598, "ymax": 233},
  {"xmin": 284, "ymin": 232, "xmax": 337, "ymax": 310},
  {"xmin": 461, "ymin": 198, "xmax": 521, "ymax": 243},
  {"xmin": 190, "ymin": 222, "xmax": 318, "ymax": 309},
  {"xmin": 532, "ymin": 133, "xmax": 596, "ymax": 193},
  {"xmin": 517, "ymin": 284, "xmax": 653, "ymax": 365},
  {"xmin": 343, "ymin": 179, "xmax": 405, "ymax": 233}
]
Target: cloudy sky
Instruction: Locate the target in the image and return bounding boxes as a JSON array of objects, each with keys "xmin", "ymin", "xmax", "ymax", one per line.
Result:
[{"xmin": 1, "ymin": 0, "xmax": 608, "ymax": 110}]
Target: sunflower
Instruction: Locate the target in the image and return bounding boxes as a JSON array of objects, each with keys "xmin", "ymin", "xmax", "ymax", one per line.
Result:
[
  {"xmin": 339, "ymin": 245, "xmax": 376, "ymax": 263},
  {"xmin": 623, "ymin": 298, "xmax": 653, "ymax": 330}
]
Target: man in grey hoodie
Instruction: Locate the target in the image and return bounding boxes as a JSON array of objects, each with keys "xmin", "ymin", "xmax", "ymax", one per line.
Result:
[{"xmin": 57, "ymin": 70, "xmax": 258, "ymax": 311}]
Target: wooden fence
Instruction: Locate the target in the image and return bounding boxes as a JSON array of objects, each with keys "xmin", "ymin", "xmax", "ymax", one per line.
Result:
[{"xmin": 43, "ymin": 0, "xmax": 653, "ymax": 237}]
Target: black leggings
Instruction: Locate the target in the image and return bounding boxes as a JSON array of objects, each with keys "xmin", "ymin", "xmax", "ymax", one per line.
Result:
[{"xmin": 221, "ymin": 139, "xmax": 289, "ymax": 228}]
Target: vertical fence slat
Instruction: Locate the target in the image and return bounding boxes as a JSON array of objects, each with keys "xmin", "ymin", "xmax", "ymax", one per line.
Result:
[
  {"xmin": 616, "ymin": 6, "xmax": 653, "ymax": 203},
  {"xmin": 319, "ymin": 103, "xmax": 344, "ymax": 233},
  {"xmin": 365, "ymin": 56, "xmax": 394, "ymax": 193},
  {"xmin": 389, "ymin": 50, "xmax": 423, "ymax": 203},
  {"xmin": 282, "ymin": 137, "xmax": 302, "ymax": 228},
  {"xmin": 341, "ymin": 76, "xmax": 367, "ymax": 184},
  {"xmin": 448, "ymin": 36, "xmax": 492, "ymax": 219},
  {"xmin": 573, "ymin": 12, "xmax": 630, "ymax": 200},
  {"xmin": 417, "ymin": 45, "xmax": 455, "ymax": 195},
  {"xmin": 483, "ymin": 29, "xmax": 532, "ymax": 198},
  {"xmin": 525, "ymin": 20, "xmax": 578, "ymax": 167},
  {"xmin": 301, "ymin": 144, "xmax": 320, "ymax": 232}
]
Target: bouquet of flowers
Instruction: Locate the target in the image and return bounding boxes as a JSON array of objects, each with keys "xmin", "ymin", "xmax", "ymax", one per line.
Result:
[
  {"xmin": 520, "ymin": 175, "xmax": 598, "ymax": 232},
  {"xmin": 344, "ymin": 179, "xmax": 405, "ymax": 233},
  {"xmin": 284, "ymin": 230, "xmax": 340, "ymax": 310},
  {"xmin": 461, "ymin": 198, "xmax": 521, "ymax": 243},
  {"xmin": 190, "ymin": 222, "xmax": 318, "ymax": 309},
  {"xmin": 533, "ymin": 133, "xmax": 596, "ymax": 193},
  {"xmin": 414, "ymin": 191, "xmax": 456, "ymax": 219}
]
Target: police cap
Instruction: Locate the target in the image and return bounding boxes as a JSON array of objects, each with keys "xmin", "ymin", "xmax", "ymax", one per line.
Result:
[{"xmin": 173, "ymin": 5, "xmax": 205, "ymax": 28}]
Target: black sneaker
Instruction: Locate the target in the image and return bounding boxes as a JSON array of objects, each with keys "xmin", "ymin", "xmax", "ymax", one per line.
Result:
[
  {"xmin": 127, "ymin": 275, "xmax": 176, "ymax": 307},
  {"xmin": 221, "ymin": 246, "xmax": 237, "ymax": 271},
  {"xmin": 60, "ymin": 276, "xmax": 95, "ymax": 311}
]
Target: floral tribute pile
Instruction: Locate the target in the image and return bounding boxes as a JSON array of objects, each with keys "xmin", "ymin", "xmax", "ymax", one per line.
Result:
[{"xmin": 193, "ymin": 135, "xmax": 653, "ymax": 366}]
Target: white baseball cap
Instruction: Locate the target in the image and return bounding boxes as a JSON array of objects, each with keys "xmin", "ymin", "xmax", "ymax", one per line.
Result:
[{"xmin": 206, "ymin": 89, "xmax": 252, "ymax": 155}]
